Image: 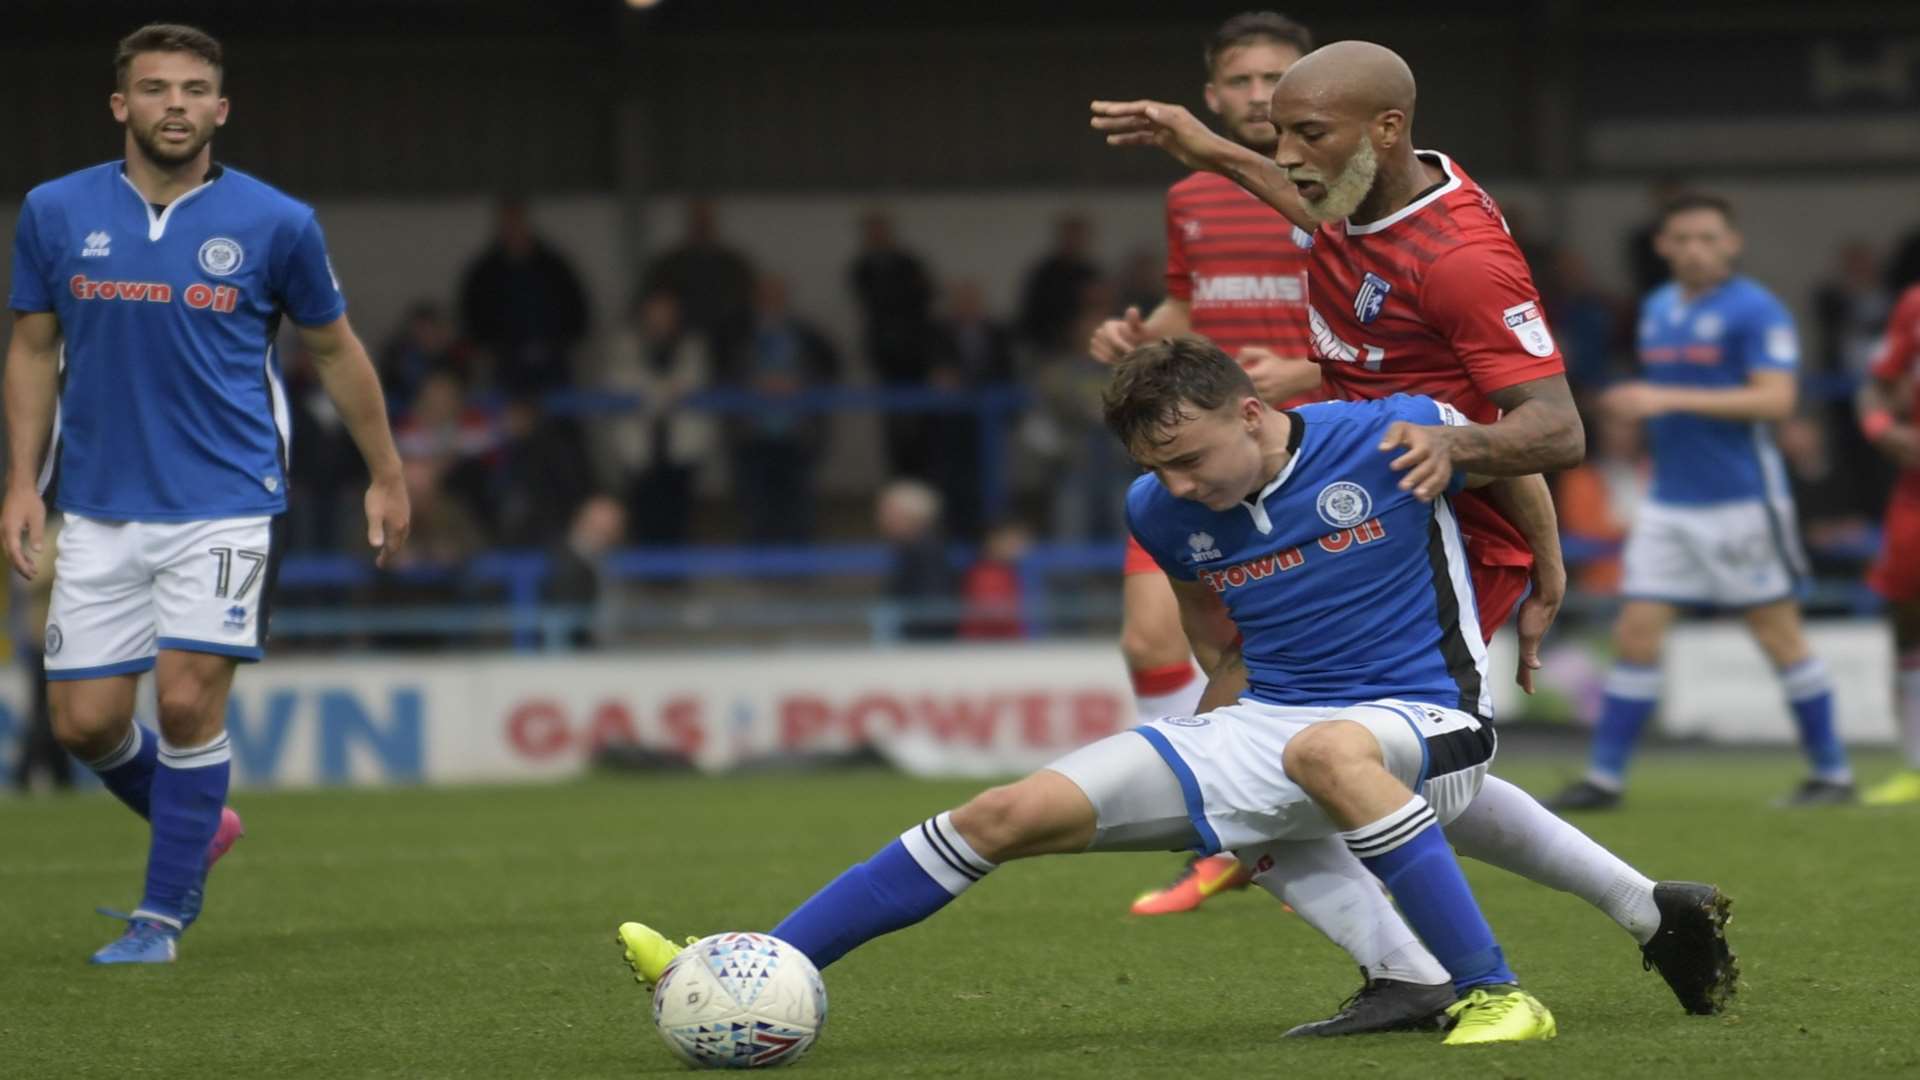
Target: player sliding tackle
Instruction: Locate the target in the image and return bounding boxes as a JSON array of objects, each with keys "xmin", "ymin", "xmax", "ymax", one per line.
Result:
[{"xmin": 619, "ymin": 340, "xmax": 1735, "ymax": 1044}]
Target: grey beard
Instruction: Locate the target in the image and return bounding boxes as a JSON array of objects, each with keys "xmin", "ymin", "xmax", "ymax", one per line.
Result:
[{"xmin": 1303, "ymin": 139, "xmax": 1380, "ymax": 224}]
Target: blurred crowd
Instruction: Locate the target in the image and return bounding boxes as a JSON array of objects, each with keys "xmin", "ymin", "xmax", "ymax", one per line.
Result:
[{"xmin": 276, "ymin": 189, "xmax": 1920, "ymax": 639}]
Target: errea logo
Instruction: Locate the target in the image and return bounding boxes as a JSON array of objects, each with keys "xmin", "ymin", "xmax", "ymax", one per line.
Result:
[
  {"xmin": 82, "ymin": 231, "xmax": 111, "ymax": 257},
  {"xmin": 1188, "ymin": 532, "xmax": 1223, "ymax": 562}
]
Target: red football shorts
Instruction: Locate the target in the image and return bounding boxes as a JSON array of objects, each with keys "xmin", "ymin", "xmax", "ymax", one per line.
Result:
[{"xmin": 1870, "ymin": 491, "xmax": 1920, "ymax": 603}]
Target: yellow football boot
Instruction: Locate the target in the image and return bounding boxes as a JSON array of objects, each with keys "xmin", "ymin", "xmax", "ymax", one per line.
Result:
[
  {"xmin": 617, "ymin": 921, "xmax": 696, "ymax": 986},
  {"xmin": 1863, "ymin": 770, "xmax": 1920, "ymax": 806},
  {"xmin": 1441, "ymin": 986, "xmax": 1558, "ymax": 1046}
]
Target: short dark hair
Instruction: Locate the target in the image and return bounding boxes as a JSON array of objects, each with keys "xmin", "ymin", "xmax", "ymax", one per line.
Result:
[
  {"xmin": 1205, "ymin": 12, "xmax": 1314, "ymax": 74},
  {"xmin": 1103, "ymin": 336, "xmax": 1257, "ymax": 453},
  {"xmin": 1659, "ymin": 191, "xmax": 1736, "ymax": 229},
  {"xmin": 115, "ymin": 23, "xmax": 223, "ymax": 91}
]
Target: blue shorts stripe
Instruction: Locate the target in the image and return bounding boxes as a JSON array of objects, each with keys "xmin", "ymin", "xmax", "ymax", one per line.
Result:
[
  {"xmin": 156, "ymin": 637, "xmax": 263, "ymax": 662},
  {"xmin": 1132, "ymin": 726, "xmax": 1223, "ymax": 856},
  {"xmin": 45, "ymin": 656, "xmax": 156, "ymax": 681},
  {"xmin": 1377, "ymin": 703, "xmax": 1433, "ymax": 790}
]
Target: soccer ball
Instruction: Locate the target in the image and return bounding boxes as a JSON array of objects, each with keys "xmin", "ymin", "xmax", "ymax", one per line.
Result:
[{"xmin": 652, "ymin": 932, "xmax": 827, "ymax": 1069}]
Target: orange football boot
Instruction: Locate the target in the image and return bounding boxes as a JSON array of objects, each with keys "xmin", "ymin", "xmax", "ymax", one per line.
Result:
[{"xmin": 1129, "ymin": 854, "xmax": 1255, "ymax": 915}]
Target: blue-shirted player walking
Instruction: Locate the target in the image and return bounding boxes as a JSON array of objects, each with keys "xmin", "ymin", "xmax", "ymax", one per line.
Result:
[
  {"xmin": 3, "ymin": 24, "xmax": 410, "ymax": 963},
  {"xmin": 1550, "ymin": 193, "xmax": 1852, "ymax": 811}
]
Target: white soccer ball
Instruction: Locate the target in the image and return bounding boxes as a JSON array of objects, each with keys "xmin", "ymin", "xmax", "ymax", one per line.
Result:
[{"xmin": 652, "ymin": 932, "xmax": 828, "ymax": 1069}]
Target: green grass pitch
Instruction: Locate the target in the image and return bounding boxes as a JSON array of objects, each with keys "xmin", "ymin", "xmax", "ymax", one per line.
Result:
[{"xmin": 3, "ymin": 750, "xmax": 1918, "ymax": 1078}]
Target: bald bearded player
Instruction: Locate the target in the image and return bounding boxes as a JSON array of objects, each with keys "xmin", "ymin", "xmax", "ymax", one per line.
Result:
[{"xmin": 1088, "ymin": 42, "xmax": 1737, "ymax": 1035}]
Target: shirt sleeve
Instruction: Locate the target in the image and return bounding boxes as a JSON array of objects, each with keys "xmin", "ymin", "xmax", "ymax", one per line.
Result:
[
  {"xmin": 1124, "ymin": 482, "xmax": 1195, "ymax": 580},
  {"xmin": 1419, "ymin": 239, "xmax": 1567, "ymax": 396},
  {"xmin": 1733, "ymin": 291, "xmax": 1798, "ymax": 374},
  {"xmin": 1163, "ymin": 190, "xmax": 1192, "ymax": 303},
  {"xmin": 1869, "ymin": 286, "xmax": 1920, "ymax": 383},
  {"xmin": 8, "ymin": 198, "xmax": 54, "ymax": 313},
  {"xmin": 276, "ymin": 214, "xmax": 347, "ymax": 327}
]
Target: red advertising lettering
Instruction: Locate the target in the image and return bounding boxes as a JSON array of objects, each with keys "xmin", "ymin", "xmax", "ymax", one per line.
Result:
[{"xmin": 506, "ymin": 699, "xmax": 569, "ymax": 758}]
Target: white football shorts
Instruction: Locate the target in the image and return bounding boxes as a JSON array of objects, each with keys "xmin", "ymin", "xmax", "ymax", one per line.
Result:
[
  {"xmin": 1047, "ymin": 697, "xmax": 1495, "ymax": 856},
  {"xmin": 44, "ymin": 513, "xmax": 282, "ymax": 681},
  {"xmin": 1620, "ymin": 497, "xmax": 1808, "ymax": 609}
]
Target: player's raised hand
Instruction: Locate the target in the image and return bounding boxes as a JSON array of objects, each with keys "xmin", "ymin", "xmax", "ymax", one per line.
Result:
[
  {"xmin": 1379, "ymin": 422, "xmax": 1456, "ymax": 502},
  {"xmin": 1089, "ymin": 306, "xmax": 1150, "ymax": 363},
  {"xmin": 1867, "ymin": 421, "xmax": 1920, "ymax": 469},
  {"xmin": 364, "ymin": 472, "xmax": 412, "ymax": 569},
  {"xmin": 0, "ymin": 485, "xmax": 46, "ymax": 581},
  {"xmin": 1091, "ymin": 100, "xmax": 1225, "ymax": 173},
  {"xmin": 1514, "ymin": 559, "xmax": 1565, "ymax": 694},
  {"xmin": 1237, "ymin": 348, "xmax": 1321, "ymax": 405}
]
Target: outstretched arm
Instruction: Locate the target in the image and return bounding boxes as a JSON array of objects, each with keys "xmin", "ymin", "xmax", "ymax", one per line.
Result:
[
  {"xmin": 1380, "ymin": 374, "xmax": 1585, "ymax": 500},
  {"xmin": 1090, "ymin": 100, "xmax": 1317, "ymax": 232},
  {"xmin": 1604, "ymin": 369, "xmax": 1795, "ymax": 424}
]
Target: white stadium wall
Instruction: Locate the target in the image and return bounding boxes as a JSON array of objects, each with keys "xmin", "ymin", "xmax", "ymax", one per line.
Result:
[{"xmin": 0, "ymin": 624, "xmax": 1897, "ymax": 790}]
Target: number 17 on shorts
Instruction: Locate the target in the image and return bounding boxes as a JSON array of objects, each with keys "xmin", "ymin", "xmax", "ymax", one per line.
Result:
[{"xmin": 45, "ymin": 514, "xmax": 281, "ymax": 681}]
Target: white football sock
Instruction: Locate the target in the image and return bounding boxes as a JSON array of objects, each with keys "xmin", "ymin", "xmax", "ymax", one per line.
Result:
[
  {"xmin": 1447, "ymin": 775, "xmax": 1661, "ymax": 944},
  {"xmin": 1243, "ymin": 837, "xmax": 1451, "ymax": 986},
  {"xmin": 1132, "ymin": 665, "xmax": 1206, "ymax": 725},
  {"xmin": 899, "ymin": 811, "xmax": 997, "ymax": 897}
]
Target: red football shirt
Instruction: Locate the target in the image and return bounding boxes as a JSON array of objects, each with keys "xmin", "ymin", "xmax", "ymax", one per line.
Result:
[
  {"xmin": 1165, "ymin": 171, "xmax": 1319, "ymax": 407},
  {"xmin": 1869, "ymin": 283, "xmax": 1920, "ymax": 496},
  {"xmin": 1304, "ymin": 151, "xmax": 1566, "ymax": 570}
]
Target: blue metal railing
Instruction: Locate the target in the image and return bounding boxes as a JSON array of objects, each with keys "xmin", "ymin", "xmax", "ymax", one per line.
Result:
[
  {"xmin": 274, "ymin": 371, "xmax": 1880, "ymax": 649},
  {"xmin": 268, "ymin": 526, "xmax": 1884, "ymax": 652}
]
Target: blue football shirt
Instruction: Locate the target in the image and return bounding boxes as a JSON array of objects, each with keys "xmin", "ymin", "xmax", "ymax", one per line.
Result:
[
  {"xmin": 1127, "ymin": 395, "xmax": 1492, "ymax": 718},
  {"xmin": 9, "ymin": 161, "xmax": 346, "ymax": 521},
  {"xmin": 1636, "ymin": 276, "xmax": 1796, "ymax": 505}
]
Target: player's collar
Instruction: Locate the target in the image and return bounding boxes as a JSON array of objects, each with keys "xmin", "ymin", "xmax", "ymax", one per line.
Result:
[
  {"xmin": 119, "ymin": 162, "xmax": 223, "ymax": 242},
  {"xmin": 1342, "ymin": 150, "xmax": 1461, "ymax": 236},
  {"xmin": 1241, "ymin": 411, "xmax": 1308, "ymax": 535}
]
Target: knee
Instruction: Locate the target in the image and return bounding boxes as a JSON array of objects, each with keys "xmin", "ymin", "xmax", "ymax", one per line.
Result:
[
  {"xmin": 1282, "ymin": 722, "xmax": 1370, "ymax": 796},
  {"xmin": 1750, "ymin": 622, "xmax": 1807, "ymax": 667},
  {"xmin": 49, "ymin": 692, "xmax": 127, "ymax": 757},
  {"xmin": 155, "ymin": 681, "xmax": 220, "ymax": 744},
  {"xmin": 949, "ymin": 783, "xmax": 1041, "ymax": 864},
  {"xmin": 1611, "ymin": 615, "xmax": 1662, "ymax": 663}
]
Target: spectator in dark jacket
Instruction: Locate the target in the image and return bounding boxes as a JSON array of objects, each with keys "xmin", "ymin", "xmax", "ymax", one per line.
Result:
[
  {"xmin": 850, "ymin": 210, "xmax": 937, "ymax": 477},
  {"xmin": 459, "ymin": 199, "xmax": 590, "ymax": 396}
]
